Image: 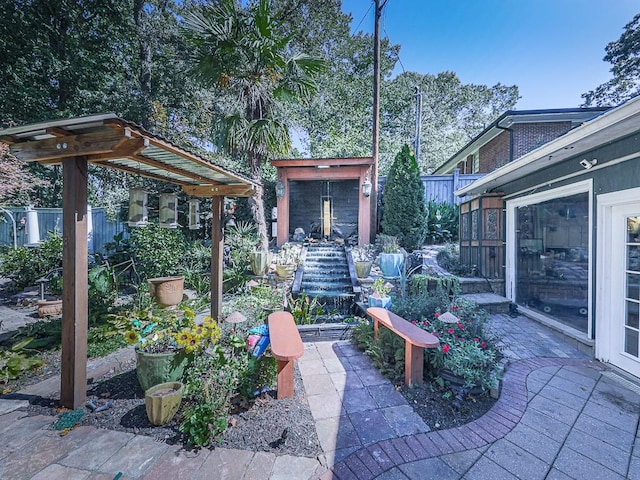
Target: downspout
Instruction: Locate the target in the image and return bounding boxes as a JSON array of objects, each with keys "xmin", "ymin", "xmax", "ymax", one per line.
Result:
[{"xmin": 496, "ymin": 122, "xmax": 514, "ymax": 164}]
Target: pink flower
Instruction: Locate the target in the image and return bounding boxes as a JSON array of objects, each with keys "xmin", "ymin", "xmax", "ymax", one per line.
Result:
[
  {"xmin": 473, "ymin": 338, "xmax": 479, "ymax": 343},
  {"xmin": 448, "ymin": 328, "xmax": 454, "ymax": 334},
  {"xmin": 442, "ymin": 344, "xmax": 451, "ymax": 354},
  {"xmin": 481, "ymin": 341, "xmax": 487, "ymax": 348},
  {"xmin": 411, "ymin": 320, "xmax": 416, "ymax": 325},
  {"xmin": 457, "ymin": 323, "xmax": 465, "ymax": 329},
  {"xmin": 434, "ymin": 313, "xmax": 440, "ymax": 318}
]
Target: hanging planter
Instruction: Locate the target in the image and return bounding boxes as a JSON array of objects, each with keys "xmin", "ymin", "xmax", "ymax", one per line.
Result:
[{"xmin": 145, "ymin": 381, "xmax": 183, "ymax": 426}]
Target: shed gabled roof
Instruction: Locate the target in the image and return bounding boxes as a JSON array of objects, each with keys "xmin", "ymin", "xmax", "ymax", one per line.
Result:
[{"xmin": 0, "ymin": 113, "xmax": 257, "ymax": 197}]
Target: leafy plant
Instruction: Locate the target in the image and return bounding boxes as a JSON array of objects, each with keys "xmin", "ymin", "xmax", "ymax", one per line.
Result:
[
  {"xmin": 436, "ymin": 243, "xmax": 476, "ymax": 277},
  {"xmin": 351, "ymin": 244, "xmax": 375, "ymax": 262},
  {"xmin": 376, "ymin": 234, "xmax": 399, "ymax": 254},
  {"xmin": 0, "ymin": 233, "xmax": 63, "ymax": 290},
  {"xmin": 129, "ymin": 223, "xmax": 186, "ymax": 281},
  {"xmin": 225, "ymin": 222, "xmax": 258, "ymax": 272},
  {"xmin": 275, "ymin": 242, "xmax": 302, "ymax": 266},
  {"xmin": 381, "ymin": 145, "xmax": 429, "ymax": 251},
  {"xmin": 425, "ymin": 201, "xmax": 459, "ymax": 244},
  {"xmin": 0, "ymin": 338, "xmax": 44, "ymax": 383},
  {"xmin": 287, "ymin": 292, "xmax": 324, "ymax": 325},
  {"xmin": 370, "ymin": 278, "xmax": 392, "ymax": 297}
]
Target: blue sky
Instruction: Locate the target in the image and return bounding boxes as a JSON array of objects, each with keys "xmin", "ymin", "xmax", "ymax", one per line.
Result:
[{"xmin": 341, "ymin": 0, "xmax": 639, "ymax": 109}]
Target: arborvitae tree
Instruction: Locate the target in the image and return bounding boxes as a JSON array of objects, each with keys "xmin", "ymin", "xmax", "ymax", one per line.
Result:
[{"xmin": 381, "ymin": 144, "xmax": 428, "ymax": 251}]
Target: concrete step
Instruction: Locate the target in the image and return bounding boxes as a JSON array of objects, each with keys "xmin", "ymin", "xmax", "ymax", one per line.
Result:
[
  {"xmin": 460, "ymin": 292, "xmax": 511, "ymax": 314},
  {"xmin": 458, "ymin": 277, "xmax": 505, "ymax": 295}
]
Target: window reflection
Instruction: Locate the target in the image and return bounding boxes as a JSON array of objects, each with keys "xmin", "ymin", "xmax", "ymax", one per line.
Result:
[{"xmin": 515, "ymin": 193, "xmax": 589, "ymax": 332}]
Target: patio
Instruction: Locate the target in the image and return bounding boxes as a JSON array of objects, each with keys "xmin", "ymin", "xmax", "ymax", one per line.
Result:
[{"xmin": 0, "ymin": 311, "xmax": 638, "ymax": 479}]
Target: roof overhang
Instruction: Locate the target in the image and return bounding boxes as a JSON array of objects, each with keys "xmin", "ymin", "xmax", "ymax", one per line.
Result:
[
  {"xmin": 433, "ymin": 107, "xmax": 610, "ymax": 174},
  {"xmin": 456, "ymin": 98, "xmax": 640, "ymax": 197},
  {"xmin": 0, "ymin": 113, "xmax": 258, "ymax": 197},
  {"xmin": 271, "ymin": 157, "xmax": 374, "ymax": 168}
]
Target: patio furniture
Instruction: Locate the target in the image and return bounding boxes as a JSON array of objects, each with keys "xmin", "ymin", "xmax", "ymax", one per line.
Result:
[
  {"xmin": 367, "ymin": 307, "xmax": 439, "ymax": 386},
  {"xmin": 268, "ymin": 311, "xmax": 304, "ymax": 399}
]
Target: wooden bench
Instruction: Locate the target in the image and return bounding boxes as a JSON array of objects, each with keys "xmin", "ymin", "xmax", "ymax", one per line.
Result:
[
  {"xmin": 367, "ymin": 307, "xmax": 439, "ymax": 387},
  {"xmin": 268, "ymin": 311, "xmax": 304, "ymax": 399}
]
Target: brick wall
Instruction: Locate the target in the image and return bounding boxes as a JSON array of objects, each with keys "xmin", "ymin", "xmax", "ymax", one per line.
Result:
[
  {"xmin": 512, "ymin": 122, "xmax": 572, "ymax": 159},
  {"xmin": 479, "ymin": 131, "xmax": 510, "ymax": 172}
]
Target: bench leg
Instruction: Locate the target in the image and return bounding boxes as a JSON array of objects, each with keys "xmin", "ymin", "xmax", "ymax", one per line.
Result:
[
  {"xmin": 404, "ymin": 342, "xmax": 424, "ymax": 386},
  {"xmin": 276, "ymin": 359, "xmax": 295, "ymax": 399},
  {"xmin": 373, "ymin": 318, "xmax": 379, "ymax": 341}
]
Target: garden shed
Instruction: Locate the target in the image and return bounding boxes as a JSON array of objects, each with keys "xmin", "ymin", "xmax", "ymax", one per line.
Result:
[
  {"xmin": 0, "ymin": 113, "xmax": 258, "ymax": 408},
  {"xmin": 271, "ymin": 157, "xmax": 374, "ymax": 246}
]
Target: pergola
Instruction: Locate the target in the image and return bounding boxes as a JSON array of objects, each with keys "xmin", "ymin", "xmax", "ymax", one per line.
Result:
[{"xmin": 0, "ymin": 113, "xmax": 258, "ymax": 408}]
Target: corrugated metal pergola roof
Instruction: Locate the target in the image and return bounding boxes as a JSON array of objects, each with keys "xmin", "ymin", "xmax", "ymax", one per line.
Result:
[{"xmin": 0, "ymin": 113, "xmax": 257, "ymax": 197}]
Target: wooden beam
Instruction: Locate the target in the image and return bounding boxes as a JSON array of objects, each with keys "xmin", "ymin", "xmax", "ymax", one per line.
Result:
[
  {"xmin": 127, "ymin": 153, "xmax": 212, "ymax": 183},
  {"xmin": 88, "ymin": 137, "xmax": 146, "ymax": 161},
  {"xmin": 46, "ymin": 126, "xmax": 72, "ymax": 137},
  {"xmin": 61, "ymin": 156, "xmax": 89, "ymax": 409},
  {"xmin": 0, "ymin": 134, "xmax": 18, "ymax": 144},
  {"xmin": 182, "ymin": 184, "xmax": 255, "ymax": 197},
  {"xmin": 271, "ymin": 157, "xmax": 374, "ymax": 168},
  {"xmin": 10, "ymin": 131, "xmax": 126, "ymax": 163},
  {"xmin": 210, "ymin": 197, "xmax": 224, "ymax": 320}
]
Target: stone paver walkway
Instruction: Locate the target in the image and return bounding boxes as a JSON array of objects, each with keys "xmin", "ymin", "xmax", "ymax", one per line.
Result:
[{"xmin": 0, "ymin": 310, "xmax": 639, "ymax": 479}]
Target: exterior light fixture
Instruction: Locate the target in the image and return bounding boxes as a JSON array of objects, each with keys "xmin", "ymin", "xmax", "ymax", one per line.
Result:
[
  {"xmin": 362, "ymin": 179, "xmax": 372, "ymax": 197},
  {"xmin": 580, "ymin": 158, "xmax": 597, "ymax": 169},
  {"xmin": 128, "ymin": 188, "xmax": 148, "ymax": 227},
  {"xmin": 159, "ymin": 193, "xmax": 178, "ymax": 228},
  {"xmin": 188, "ymin": 199, "xmax": 200, "ymax": 230},
  {"xmin": 275, "ymin": 178, "xmax": 285, "ymax": 198}
]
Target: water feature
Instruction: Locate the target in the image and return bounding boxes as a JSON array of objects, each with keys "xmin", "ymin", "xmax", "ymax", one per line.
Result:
[{"xmin": 295, "ymin": 243, "xmax": 356, "ymax": 317}]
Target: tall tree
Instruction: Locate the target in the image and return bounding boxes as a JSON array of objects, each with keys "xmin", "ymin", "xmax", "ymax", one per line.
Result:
[
  {"xmin": 583, "ymin": 13, "xmax": 640, "ymax": 107},
  {"xmin": 184, "ymin": 0, "xmax": 325, "ymax": 249}
]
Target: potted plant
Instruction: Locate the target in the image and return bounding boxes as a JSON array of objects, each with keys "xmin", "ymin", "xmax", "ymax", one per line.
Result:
[
  {"xmin": 249, "ymin": 250, "xmax": 270, "ymax": 276},
  {"xmin": 376, "ymin": 234, "xmax": 404, "ymax": 279},
  {"xmin": 114, "ymin": 304, "xmax": 222, "ymax": 391},
  {"xmin": 351, "ymin": 244, "xmax": 375, "ymax": 278},
  {"xmin": 275, "ymin": 243, "xmax": 301, "ymax": 279},
  {"xmin": 368, "ymin": 278, "xmax": 393, "ymax": 309}
]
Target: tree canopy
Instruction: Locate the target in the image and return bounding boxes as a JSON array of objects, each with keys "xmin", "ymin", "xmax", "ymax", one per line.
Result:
[{"xmin": 583, "ymin": 12, "xmax": 640, "ymax": 107}]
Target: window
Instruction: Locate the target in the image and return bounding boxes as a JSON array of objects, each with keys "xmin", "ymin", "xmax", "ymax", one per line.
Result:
[{"xmin": 472, "ymin": 152, "xmax": 479, "ymax": 173}]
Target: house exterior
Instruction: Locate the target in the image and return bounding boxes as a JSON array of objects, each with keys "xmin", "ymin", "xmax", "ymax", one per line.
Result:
[
  {"xmin": 434, "ymin": 108, "xmax": 610, "ymax": 175},
  {"xmin": 456, "ymin": 96, "xmax": 640, "ymax": 379}
]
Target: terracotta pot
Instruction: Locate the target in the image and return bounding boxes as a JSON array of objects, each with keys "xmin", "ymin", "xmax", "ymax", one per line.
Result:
[
  {"xmin": 37, "ymin": 299, "xmax": 62, "ymax": 318},
  {"xmin": 354, "ymin": 261, "xmax": 373, "ymax": 278},
  {"xmin": 148, "ymin": 276, "xmax": 185, "ymax": 307},
  {"xmin": 145, "ymin": 381, "xmax": 183, "ymax": 426},
  {"xmin": 135, "ymin": 349, "xmax": 189, "ymax": 392}
]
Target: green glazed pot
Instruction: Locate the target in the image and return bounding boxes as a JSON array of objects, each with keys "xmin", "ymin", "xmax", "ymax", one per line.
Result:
[{"xmin": 135, "ymin": 349, "xmax": 189, "ymax": 392}]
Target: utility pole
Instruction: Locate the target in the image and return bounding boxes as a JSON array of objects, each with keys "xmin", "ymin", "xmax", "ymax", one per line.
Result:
[
  {"xmin": 371, "ymin": 0, "xmax": 387, "ymax": 241},
  {"xmin": 414, "ymin": 85, "xmax": 422, "ymax": 163}
]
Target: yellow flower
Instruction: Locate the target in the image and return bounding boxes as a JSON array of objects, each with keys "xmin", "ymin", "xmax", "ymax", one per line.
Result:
[
  {"xmin": 182, "ymin": 306, "xmax": 196, "ymax": 321},
  {"xmin": 203, "ymin": 316, "xmax": 216, "ymax": 328},
  {"xmin": 124, "ymin": 330, "xmax": 139, "ymax": 344},
  {"xmin": 176, "ymin": 330, "xmax": 192, "ymax": 347},
  {"xmin": 193, "ymin": 325, "xmax": 207, "ymax": 339},
  {"xmin": 209, "ymin": 324, "xmax": 221, "ymax": 345},
  {"xmin": 184, "ymin": 336, "xmax": 199, "ymax": 354}
]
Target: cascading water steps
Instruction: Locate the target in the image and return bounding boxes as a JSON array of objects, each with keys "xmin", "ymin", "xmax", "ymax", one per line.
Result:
[{"xmin": 299, "ymin": 243, "xmax": 355, "ymax": 316}]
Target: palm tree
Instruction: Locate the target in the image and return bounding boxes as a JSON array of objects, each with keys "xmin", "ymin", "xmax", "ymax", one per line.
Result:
[{"xmin": 184, "ymin": 0, "xmax": 325, "ymax": 250}]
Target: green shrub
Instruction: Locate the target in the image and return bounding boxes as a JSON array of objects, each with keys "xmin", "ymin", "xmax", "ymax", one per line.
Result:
[
  {"xmin": 425, "ymin": 201, "xmax": 458, "ymax": 244},
  {"xmin": 436, "ymin": 243, "xmax": 476, "ymax": 276},
  {"xmin": 381, "ymin": 145, "xmax": 428, "ymax": 251},
  {"xmin": 129, "ymin": 223, "xmax": 186, "ymax": 280},
  {"xmin": 181, "ymin": 242, "xmax": 211, "ymax": 295},
  {"xmin": 0, "ymin": 233, "xmax": 63, "ymax": 290}
]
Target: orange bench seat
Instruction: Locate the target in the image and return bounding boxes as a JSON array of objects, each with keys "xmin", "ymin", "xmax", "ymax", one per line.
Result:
[{"xmin": 268, "ymin": 311, "xmax": 304, "ymax": 399}]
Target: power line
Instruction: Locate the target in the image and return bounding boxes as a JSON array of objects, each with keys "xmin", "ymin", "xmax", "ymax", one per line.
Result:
[{"xmin": 353, "ymin": 1, "xmax": 374, "ymax": 33}]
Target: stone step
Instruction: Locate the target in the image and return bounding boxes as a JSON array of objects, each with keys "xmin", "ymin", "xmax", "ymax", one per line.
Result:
[
  {"xmin": 458, "ymin": 277, "xmax": 505, "ymax": 295},
  {"xmin": 460, "ymin": 293, "xmax": 511, "ymax": 315}
]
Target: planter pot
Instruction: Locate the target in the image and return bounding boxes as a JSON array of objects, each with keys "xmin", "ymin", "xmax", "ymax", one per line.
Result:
[
  {"xmin": 378, "ymin": 253, "xmax": 404, "ymax": 279},
  {"xmin": 275, "ymin": 264, "xmax": 296, "ymax": 279},
  {"xmin": 368, "ymin": 294, "xmax": 392, "ymax": 309},
  {"xmin": 145, "ymin": 381, "xmax": 183, "ymax": 426},
  {"xmin": 438, "ymin": 369, "xmax": 484, "ymax": 395},
  {"xmin": 354, "ymin": 261, "xmax": 373, "ymax": 278},
  {"xmin": 136, "ymin": 349, "xmax": 190, "ymax": 392},
  {"xmin": 250, "ymin": 251, "xmax": 270, "ymax": 276},
  {"xmin": 148, "ymin": 276, "xmax": 185, "ymax": 307},
  {"xmin": 37, "ymin": 299, "xmax": 62, "ymax": 318}
]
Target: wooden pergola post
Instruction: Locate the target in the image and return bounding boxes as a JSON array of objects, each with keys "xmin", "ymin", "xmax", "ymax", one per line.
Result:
[
  {"xmin": 61, "ymin": 156, "xmax": 89, "ymax": 409},
  {"xmin": 210, "ymin": 196, "xmax": 224, "ymax": 320}
]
